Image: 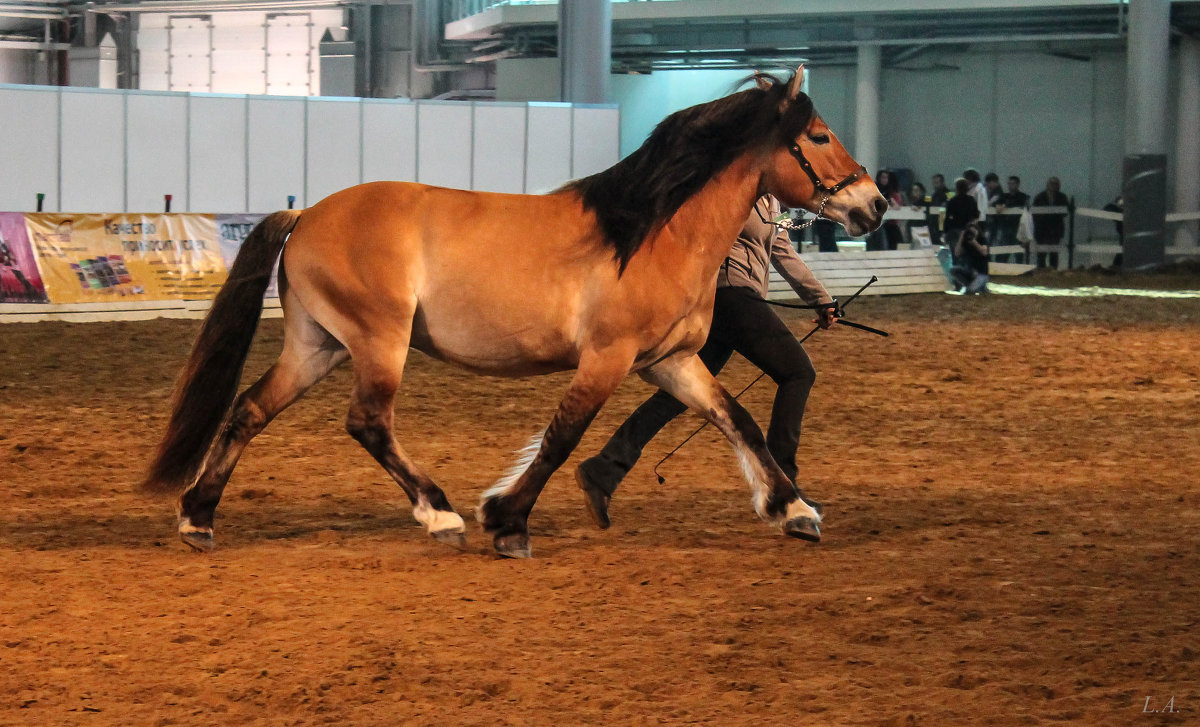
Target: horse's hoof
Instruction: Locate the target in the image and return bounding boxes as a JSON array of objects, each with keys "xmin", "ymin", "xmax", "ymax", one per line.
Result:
[
  {"xmin": 180, "ymin": 529, "xmax": 214, "ymax": 553},
  {"xmin": 430, "ymin": 528, "xmax": 467, "ymax": 549},
  {"xmin": 575, "ymin": 466, "xmax": 611, "ymax": 530},
  {"xmin": 783, "ymin": 517, "xmax": 821, "ymax": 543},
  {"xmin": 494, "ymin": 532, "xmax": 532, "ymax": 559}
]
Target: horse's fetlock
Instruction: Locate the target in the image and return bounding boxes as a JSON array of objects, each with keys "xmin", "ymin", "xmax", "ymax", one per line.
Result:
[{"xmin": 477, "ymin": 496, "xmax": 525, "ymax": 535}]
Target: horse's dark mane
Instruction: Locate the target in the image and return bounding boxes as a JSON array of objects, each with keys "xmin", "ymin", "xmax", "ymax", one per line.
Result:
[{"xmin": 563, "ymin": 72, "xmax": 815, "ymax": 272}]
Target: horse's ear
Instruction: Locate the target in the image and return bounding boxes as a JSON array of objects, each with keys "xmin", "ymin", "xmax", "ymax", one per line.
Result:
[
  {"xmin": 754, "ymin": 73, "xmax": 771, "ymax": 91},
  {"xmin": 786, "ymin": 65, "xmax": 805, "ymax": 100}
]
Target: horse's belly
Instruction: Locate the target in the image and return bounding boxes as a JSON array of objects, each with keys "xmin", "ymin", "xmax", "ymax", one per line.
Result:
[{"xmin": 409, "ymin": 305, "xmax": 578, "ymax": 377}]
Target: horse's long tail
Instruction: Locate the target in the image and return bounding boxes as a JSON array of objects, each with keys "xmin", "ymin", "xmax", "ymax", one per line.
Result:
[{"xmin": 140, "ymin": 209, "xmax": 301, "ymax": 495}]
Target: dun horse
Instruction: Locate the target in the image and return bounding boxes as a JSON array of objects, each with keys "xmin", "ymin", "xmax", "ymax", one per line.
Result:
[{"xmin": 143, "ymin": 69, "xmax": 886, "ymax": 558}]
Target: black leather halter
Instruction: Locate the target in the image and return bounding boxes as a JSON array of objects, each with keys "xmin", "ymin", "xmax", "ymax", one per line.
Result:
[
  {"xmin": 788, "ymin": 142, "xmax": 868, "ymax": 196},
  {"xmin": 767, "ymin": 142, "xmax": 868, "ymax": 230}
]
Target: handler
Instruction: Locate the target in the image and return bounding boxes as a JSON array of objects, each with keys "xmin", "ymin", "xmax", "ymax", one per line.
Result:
[{"xmin": 575, "ymin": 194, "xmax": 836, "ymax": 528}]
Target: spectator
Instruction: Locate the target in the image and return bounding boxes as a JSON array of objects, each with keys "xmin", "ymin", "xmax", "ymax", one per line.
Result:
[
  {"xmin": 812, "ymin": 218, "xmax": 839, "ymax": 253},
  {"xmin": 963, "ymin": 168, "xmax": 989, "ymax": 233},
  {"xmin": 950, "ymin": 222, "xmax": 990, "ymax": 294},
  {"xmin": 1032, "ymin": 177, "xmax": 1069, "ymax": 268},
  {"xmin": 907, "ymin": 182, "xmax": 929, "ymax": 245},
  {"xmin": 930, "ymin": 174, "xmax": 950, "ymax": 206},
  {"xmin": 994, "ymin": 175, "xmax": 1030, "ymax": 263},
  {"xmin": 984, "ymin": 172, "xmax": 1003, "ymax": 244},
  {"xmin": 908, "ymin": 181, "xmax": 927, "ymax": 206},
  {"xmin": 943, "ymin": 177, "xmax": 981, "ymax": 263},
  {"xmin": 868, "ymin": 169, "xmax": 904, "ymax": 251},
  {"xmin": 929, "ymin": 174, "xmax": 950, "ymax": 245}
]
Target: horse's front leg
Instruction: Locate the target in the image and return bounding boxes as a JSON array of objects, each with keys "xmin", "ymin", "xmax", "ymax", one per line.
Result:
[
  {"xmin": 642, "ymin": 353, "xmax": 822, "ymax": 541},
  {"xmin": 478, "ymin": 348, "xmax": 632, "ymax": 558}
]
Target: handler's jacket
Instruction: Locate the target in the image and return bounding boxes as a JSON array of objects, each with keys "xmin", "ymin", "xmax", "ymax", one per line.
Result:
[{"xmin": 717, "ymin": 197, "xmax": 834, "ymax": 308}]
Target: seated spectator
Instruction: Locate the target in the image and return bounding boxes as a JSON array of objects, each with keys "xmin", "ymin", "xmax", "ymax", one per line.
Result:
[
  {"xmin": 930, "ymin": 174, "xmax": 950, "ymax": 206},
  {"xmin": 906, "ymin": 181, "xmax": 928, "ymax": 245},
  {"xmin": 994, "ymin": 175, "xmax": 1029, "ymax": 263},
  {"xmin": 908, "ymin": 181, "xmax": 927, "ymax": 207},
  {"xmin": 950, "ymin": 222, "xmax": 990, "ymax": 294},
  {"xmin": 868, "ymin": 169, "xmax": 904, "ymax": 251}
]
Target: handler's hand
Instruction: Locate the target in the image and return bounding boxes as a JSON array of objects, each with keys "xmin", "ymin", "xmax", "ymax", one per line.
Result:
[{"xmin": 814, "ymin": 306, "xmax": 837, "ymax": 329}]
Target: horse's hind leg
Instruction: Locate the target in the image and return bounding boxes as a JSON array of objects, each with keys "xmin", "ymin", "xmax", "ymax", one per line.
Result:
[
  {"xmin": 642, "ymin": 353, "xmax": 822, "ymax": 542},
  {"xmin": 178, "ymin": 306, "xmax": 348, "ymax": 551},
  {"xmin": 478, "ymin": 351, "xmax": 630, "ymax": 558},
  {"xmin": 344, "ymin": 342, "xmax": 466, "ymax": 545}
]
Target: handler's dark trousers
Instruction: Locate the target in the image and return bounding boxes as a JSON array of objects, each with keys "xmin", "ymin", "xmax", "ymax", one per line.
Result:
[{"xmin": 579, "ymin": 286, "xmax": 817, "ymax": 495}]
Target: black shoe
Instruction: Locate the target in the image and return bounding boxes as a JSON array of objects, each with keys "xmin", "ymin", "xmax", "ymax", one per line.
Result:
[{"xmin": 574, "ymin": 462, "xmax": 613, "ymax": 530}]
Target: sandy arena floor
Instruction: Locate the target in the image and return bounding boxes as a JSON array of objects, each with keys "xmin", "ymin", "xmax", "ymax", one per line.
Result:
[{"xmin": 2, "ymin": 275, "xmax": 1198, "ymax": 725}]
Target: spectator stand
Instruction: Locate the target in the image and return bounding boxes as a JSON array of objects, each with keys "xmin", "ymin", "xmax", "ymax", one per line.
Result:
[{"xmin": 801, "ymin": 203, "xmax": 1200, "ymax": 269}]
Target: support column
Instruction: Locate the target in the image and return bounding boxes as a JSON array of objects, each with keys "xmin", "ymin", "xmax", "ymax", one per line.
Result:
[
  {"xmin": 1122, "ymin": 0, "xmax": 1170, "ymax": 269},
  {"xmin": 1174, "ymin": 36, "xmax": 1200, "ymax": 250},
  {"xmin": 559, "ymin": 0, "xmax": 611, "ymax": 104},
  {"xmin": 854, "ymin": 44, "xmax": 881, "ymax": 176}
]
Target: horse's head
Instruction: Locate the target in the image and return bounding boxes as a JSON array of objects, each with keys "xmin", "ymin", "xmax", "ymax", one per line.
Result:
[{"xmin": 758, "ymin": 69, "xmax": 886, "ymax": 237}]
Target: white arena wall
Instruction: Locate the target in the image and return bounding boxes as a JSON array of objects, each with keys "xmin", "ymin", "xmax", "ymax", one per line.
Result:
[{"xmin": 0, "ymin": 84, "xmax": 620, "ymax": 214}]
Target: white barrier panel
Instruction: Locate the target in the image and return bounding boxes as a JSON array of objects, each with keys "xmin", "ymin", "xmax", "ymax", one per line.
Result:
[
  {"xmin": 418, "ymin": 102, "xmax": 473, "ymax": 191},
  {"xmin": 362, "ymin": 100, "xmax": 417, "ymax": 184},
  {"xmin": 473, "ymin": 104, "xmax": 527, "ymax": 194},
  {"xmin": 247, "ymin": 96, "xmax": 306, "ymax": 212},
  {"xmin": 0, "ymin": 84, "xmax": 619, "ymax": 213},
  {"xmin": 306, "ymin": 97, "xmax": 363, "ymax": 204},
  {"xmin": 60, "ymin": 88, "xmax": 125, "ymax": 213},
  {"xmin": 0, "ymin": 86, "xmax": 59, "ymax": 212},
  {"xmin": 525, "ymin": 103, "xmax": 573, "ymax": 194},
  {"xmin": 769, "ymin": 249, "xmax": 949, "ymax": 299},
  {"xmin": 572, "ymin": 106, "xmax": 621, "ymax": 180},
  {"xmin": 189, "ymin": 95, "xmax": 249, "ymax": 213},
  {"xmin": 127, "ymin": 92, "xmax": 188, "ymax": 212}
]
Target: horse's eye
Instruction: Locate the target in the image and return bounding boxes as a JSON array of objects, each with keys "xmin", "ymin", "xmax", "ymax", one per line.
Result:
[{"xmin": 808, "ymin": 133, "xmax": 830, "ymax": 145}]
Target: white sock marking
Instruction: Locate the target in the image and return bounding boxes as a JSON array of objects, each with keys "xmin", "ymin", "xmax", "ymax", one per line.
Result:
[
  {"xmin": 784, "ymin": 497, "xmax": 822, "ymax": 524},
  {"xmin": 413, "ymin": 499, "xmax": 465, "ymax": 533},
  {"xmin": 177, "ymin": 517, "xmax": 212, "ymax": 535}
]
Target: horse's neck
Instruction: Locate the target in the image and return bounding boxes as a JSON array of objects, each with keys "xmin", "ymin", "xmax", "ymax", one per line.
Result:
[{"xmin": 660, "ymin": 157, "xmax": 762, "ymax": 277}]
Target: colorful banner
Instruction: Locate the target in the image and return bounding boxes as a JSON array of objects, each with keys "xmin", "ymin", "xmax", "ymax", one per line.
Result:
[
  {"xmin": 216, "ymin": 214, "xmax": 275, "ymax": 297},
  {"xmin": 0, "ymin": 212, "xmax": 48, "ymax": 303},
  {"xmin": 25, "ymin": 214, "xmax": 227, "ymax": 303}
]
